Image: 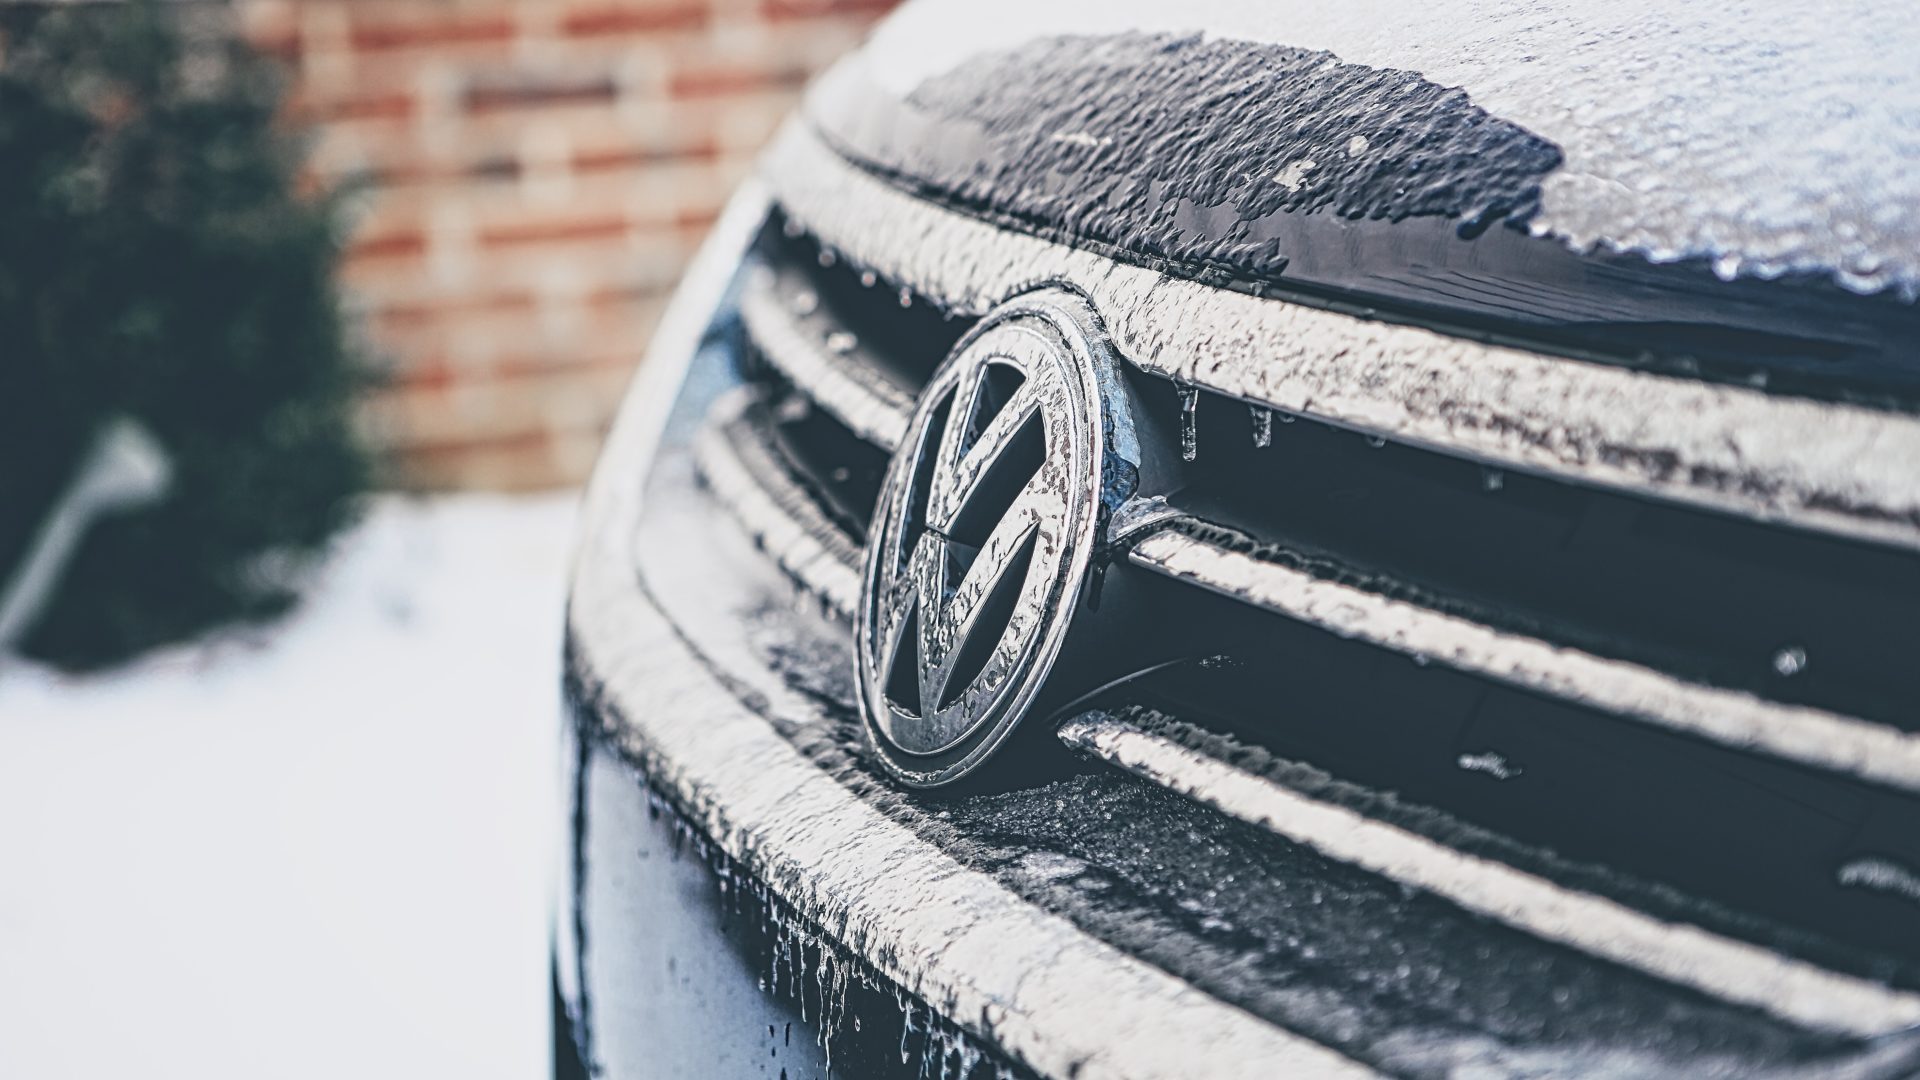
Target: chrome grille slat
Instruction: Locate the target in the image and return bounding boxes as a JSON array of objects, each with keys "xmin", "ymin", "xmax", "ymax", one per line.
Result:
[
  {"xmin": 766, "ymin": 121, "xmax": 1920, "ymax": 556},
  {"xmin": 691, "ymin": 389, "xmax": 862, "ymax": 619},
  {"xmin": 740, "ymin": 258, "xmax": 917, "ymax": 454},
  {"xmin": 1057, "ymin": 711, "xmax": 1920, "ymax": 1039},
  {"xmin": 1127, "ymin": 519, "xmax": 1920, "ymax": 794}
]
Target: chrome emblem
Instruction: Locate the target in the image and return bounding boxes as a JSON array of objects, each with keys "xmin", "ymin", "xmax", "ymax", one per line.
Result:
[{"xmin": 857, "ymin": 290, "xmax": 1138, "ymax": 787}]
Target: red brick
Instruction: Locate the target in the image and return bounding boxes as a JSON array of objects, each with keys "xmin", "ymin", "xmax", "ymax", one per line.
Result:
[
  {"xmin": 411, "ymin": 428, "xmax": 554, "ymax": 460},
  {"xmin": 348, "ymin": 228, "xmax": 428, "ymax": 261},
  {"xmin": 561, "ymin": 3, "xmax": 708, "ymax": 38},
  {"xmin": 392, "ymin": 354, "xmax": 459, "ymax": 391},
  {"xmin": 348, "ymin": 10, "xmax": 516, "ymax": 52},
  {"xmin": 313, "ymin": 90, "xmax": 416, "ymax": 123},
  {"xmin": 373, "ymin": 290, "xmax": 539, "ymax": 334},
  {"xmin": 478, "ymin": 215, "xmax": 630, "ymax": 249}
]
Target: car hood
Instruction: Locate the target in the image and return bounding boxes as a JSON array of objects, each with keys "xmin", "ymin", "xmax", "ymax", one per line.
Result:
[{"xmin": 802, "ymin": 0, "xmax": 1920, "ymax": 397}]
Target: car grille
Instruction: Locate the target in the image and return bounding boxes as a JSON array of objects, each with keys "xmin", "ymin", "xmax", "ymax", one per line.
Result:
[{"xmin": 689, "ymin": 197, "xmax": 1920, "ymax": 1025}]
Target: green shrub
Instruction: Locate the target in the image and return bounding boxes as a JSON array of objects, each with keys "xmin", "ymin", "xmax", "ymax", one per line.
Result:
[{"xmin": 0, "ymin": 3, "xmax": 370, "ymax": 669}]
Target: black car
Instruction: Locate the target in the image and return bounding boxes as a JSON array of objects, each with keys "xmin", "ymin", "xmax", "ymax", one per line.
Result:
[{"xmin": 556, "ymin": 2, "xmax": 1920, "ymax": 1076}]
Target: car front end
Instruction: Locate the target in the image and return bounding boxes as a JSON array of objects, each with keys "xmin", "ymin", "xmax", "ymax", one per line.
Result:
[{"xmin": 557, "ymin": 3, "xmax": 1920, "ymax": 1077}]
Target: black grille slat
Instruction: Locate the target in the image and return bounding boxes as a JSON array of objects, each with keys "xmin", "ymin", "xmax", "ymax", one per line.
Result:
[
  {"xmin": 736, "ymin": 226, "xmax": 970, "ymax": 544},
  {"xmin": 1145, "ymin": 381, "xmax": 1920, "ymax": 732}
]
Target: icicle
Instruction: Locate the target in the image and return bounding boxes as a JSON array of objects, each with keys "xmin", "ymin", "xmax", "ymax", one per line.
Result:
[
  {"xmin": 1249, "ymin": 405, "xmax": 1272, "ymax": 448},
  {"xmin": 797, "ymin": 936, "xmax": 810, "ymax": 1023},
  {"xmin": 1178, "ymin": 384, "xmax": 1199, "ymax": 461},
  {"xmin": 814, "ymin": 955, "xmax": 829, "ymax": 1047},
  {"xmin": 770, "ymin": 929, "xmax": 785, "ymax": 999}
]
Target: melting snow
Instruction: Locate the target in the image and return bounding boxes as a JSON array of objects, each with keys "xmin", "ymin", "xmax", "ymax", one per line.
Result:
[{"xmin": 0, "ymin": 494, "xmax": 576, "ymax": 1080}]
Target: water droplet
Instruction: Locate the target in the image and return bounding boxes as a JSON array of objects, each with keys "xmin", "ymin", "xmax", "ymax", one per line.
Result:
[
  {"xmin": 782, "ymin": 218, "xmax": 804, "ymax": 238},
  {"xmin": 859, "ymin": 270, "xmax": 877, "ymax": 288},
  {"xmin": 1365, "ymin": 434, "xmax": 1386, "ymax": 449},
  {"xmin": 776, "ymin": 395, "xmax": 812, "ymax": 423},
  {"xmin": 1178, "ymin": 385, "xmax": 1200, "ymax": 461},
  {"xmin": 1772, "ymin": 645, "xmax": 1808, "ymax": 677},
  {"xmin": 792, "ymin": 290, "xmax": 818, "ymax": 316},
  {"xmin": 1481, "ymin": 468, "xmax": 1505, "ymax": 492},
  {"xmin": 1457, "ymin": 750, "xmax": 1522, "ymax": 781},
  {"xmin": 898, "ymin": 287, "xmax": 913, "ymax": 308},
  {"xmin": 817, "ymin": 248, "xmax": 837, "ymax": 268},
  {"xmin": 1248, "ymin": 405, "xmax": 1272, "ymax": 448},
  {"xmin": 826, "ymin": 331, "xmax": 857, "ymax": 355}
]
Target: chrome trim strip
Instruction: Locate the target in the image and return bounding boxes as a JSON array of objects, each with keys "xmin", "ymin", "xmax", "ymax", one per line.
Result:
[
  {"xmin": 692, "ymin": 390, "xmax": 862, "ymax": 620},
  {"xmin": 740, "ymin": 261, "xmax": 914, "ymax": 452},
  {"xmin": 584, "ymin": 186, "xmax": 774, "ymax": 568},
  {"xmin": 764, "ymin": 122, "xmax": 1920, "ymax": 555},
  {"xmin": 1058, "ymin": 712, "xmax": 1920, "ymax": 1039},
  {"xmin": 573, "ymin": 184, "xmax": 1379, "ymax": 1080},
  {"xmin": 1128, "ymin": 523, "xmax": 1920, "ymax": 793}
]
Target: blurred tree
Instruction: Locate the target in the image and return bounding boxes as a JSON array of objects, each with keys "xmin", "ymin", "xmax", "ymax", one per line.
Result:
[{"xmin": 0, "ymin": 2, "xmax": 369, "ymax": 669}]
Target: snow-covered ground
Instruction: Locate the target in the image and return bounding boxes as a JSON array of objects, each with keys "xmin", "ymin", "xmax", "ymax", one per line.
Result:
[{"xmin": 0, "ymin": 494, "xmax": 577, "ymax": 1080}]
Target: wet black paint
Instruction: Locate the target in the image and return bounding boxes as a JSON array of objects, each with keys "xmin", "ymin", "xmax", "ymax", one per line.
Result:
[
  {"xmin": 809, "ymin": 33, "xmax": 1920, "ymax": 403},
  {"xmin": 567, "ymin": 723, "xmax": 1025, "ymax": 1080},
  {"xmin": 907, "ymin": 32, "xmax": 1560, "ymax": 239}
]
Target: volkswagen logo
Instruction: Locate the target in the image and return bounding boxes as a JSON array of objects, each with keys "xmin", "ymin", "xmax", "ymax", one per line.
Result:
[{"xmin": 856, "ymin": 290, "xmax": 1142, "ymax": 788}]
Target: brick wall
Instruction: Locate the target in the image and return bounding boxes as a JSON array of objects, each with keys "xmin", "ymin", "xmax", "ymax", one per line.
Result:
[{"xmin": 239, "ymin": 0, "xmax": 896, "ymax": 489}]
